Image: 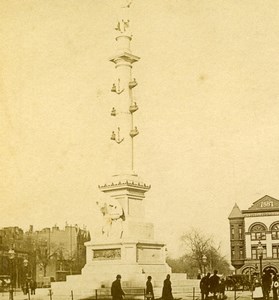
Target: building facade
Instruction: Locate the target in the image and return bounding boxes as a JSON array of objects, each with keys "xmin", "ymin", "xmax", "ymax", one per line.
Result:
[
  {"xmin": 28, "ymin": 225, "xmax": 90, "ymax": 285},
  {"xmin": 0, "ymin": 225, "xmax": 90, "ymax": 287},
  {"xmin": 229, "ymin": 195, "xmax": 279, "ymax": 275},
  {"xmin": 0, "ymin": 227, "xmax": 30, "ymax": 288}
]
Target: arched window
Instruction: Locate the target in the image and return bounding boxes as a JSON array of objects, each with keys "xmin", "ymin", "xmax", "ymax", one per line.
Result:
[
  {"xmin": 250, "ymin": 224, "xmax": 266, "ymax": 240},
  {"xmin": 242, "ymin": 266, "xmax": 256, "ymax": 275},
  {"xmin": 271, "ymin": 223, "xmax": 279, "ymax": 240}
]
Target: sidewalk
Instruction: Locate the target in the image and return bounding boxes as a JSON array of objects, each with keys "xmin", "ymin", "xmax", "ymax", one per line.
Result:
[
  {"xmin": 0, "ymin": 290, "xmax": 254, "ymax": 300},
  {"xmin": 226, "ymin": 290, "xmax": 252, "ymax": 300},
  {"xmin": 0, "ymin": 289, "xmax": 51, "ymax": 300}
]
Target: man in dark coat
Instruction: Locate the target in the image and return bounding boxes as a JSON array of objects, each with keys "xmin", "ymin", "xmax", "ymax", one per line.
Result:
[
  {"xmin": 200, "ymin": 273, "xmax": 211, "ymax": 300},
  {"xmin": 146, "ymin": 276, "xmax": 154, "ymax": 300},
  {"xmin": 111, "ymin": 275, "xmax": 125, "ymax": 300},
  {"xmin": 209, "ymin": 270, "xmax": 220, "ymax": 300},
  {"xmin": 30, "ymin": 280, "xmax": 37, "ymax": 295},
  {"xmin": 218, "ymin": 278, "xmax": 226, "ymax": 300},
  {"xmin": 162, "ymin": 274, "xmax": 174, "ymax": 300},
  {"xmin": 262, "ymin": 271, "xmax": 272, "ymax": 300}
]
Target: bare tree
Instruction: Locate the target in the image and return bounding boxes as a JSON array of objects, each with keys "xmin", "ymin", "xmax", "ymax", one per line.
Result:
[
  {"xmin": 167, "ymin": 228, "xmax": 230, "ymax": 278},
  {"xmin": 36, "ymin": 244, "xmax": 60, "ymax": 277},
  {"xmin": 181, "ymin": 228, "xmax": 213, "ymax": 274}
]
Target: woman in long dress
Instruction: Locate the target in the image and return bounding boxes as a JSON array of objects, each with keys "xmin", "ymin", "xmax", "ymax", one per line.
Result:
[
  {"xmin": 162, "ymin": 274, "xmax": 174, "ymax": 300},
  {"xmin": 253, "ymin": 279, "xmax": 263, "ymax": 300}
]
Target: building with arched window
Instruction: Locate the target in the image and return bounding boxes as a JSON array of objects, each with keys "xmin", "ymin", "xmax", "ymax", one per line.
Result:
[{"xmin": 228, "ymin": 195, "xmax": 279, "ymax": 275}]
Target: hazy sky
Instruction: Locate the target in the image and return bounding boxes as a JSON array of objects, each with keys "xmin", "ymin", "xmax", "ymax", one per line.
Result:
[{"xmin": 1, "ymin": 0, "xmax": 279, "ymax": 259}]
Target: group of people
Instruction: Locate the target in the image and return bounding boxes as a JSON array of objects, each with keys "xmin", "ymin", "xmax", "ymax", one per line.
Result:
[
  {"xmin": 111, "ymin": 274, "xmax": 174, "ymax": 300},
  {"xmin": 22, "ymin": 279, "xmax": 37, "ymax": 295},
  {"xmin": 200, "ymin": 270, "xmax": 225, "ymax": 300},
  {"xmin": 253, "ymin": 271, "xmax": 279, "ymax": 300}
]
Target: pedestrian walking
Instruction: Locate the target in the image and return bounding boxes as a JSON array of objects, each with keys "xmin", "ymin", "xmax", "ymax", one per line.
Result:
[
  {"xmin": 200, "ymin": 273, "xmax": 211, "ymax": 300},
  {"xmin": 146, "ymin": 276, "xmax": 154, "ymax": 300},
  {"xmin": 30, "ymin": 279, "xmax": 37, "ymax": 295},
  {"xmin": 262, "ymin": 272, "xmax": 272, "ymax": 300},
  {"xmin": 111, "ymin": 275, "xmax": 125, "ymax": 300},
  {"xmin": 162, "ymin": 274, "xmax": 174, "ymax": 300},
  {"xmin": 253, "ymin": 279, "xmax": 263, "ymax": 300},
  {"xmin": 218, "ymin": 278, "xmax": 226, "ymax": 300},
  {"xmin": 209, "ymin": 270, "xmax": 220, "ymax": 300},
  {"xmin": 23, "ymin": 280, "xmax": 29, "ymax": 295},
  {"xmin": 272, "ymin": 274, "xmax": 279, "ymax": 300}
]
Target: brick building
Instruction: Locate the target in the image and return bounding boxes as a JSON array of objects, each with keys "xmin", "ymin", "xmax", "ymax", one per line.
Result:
[
  {"xmin": 0, "ymin": 225, "xmax": 90, "ymax": 287},
  {"xmin": 229, "ymin": 195, "xmax": 279, "ymax": 276},
  {"xmin": 0, "ymin": 227, "xmax": 30, "ymax": 288},
  {"xmin": 28, "ymin": 225, "xmax": 90, "ymax": 285}
]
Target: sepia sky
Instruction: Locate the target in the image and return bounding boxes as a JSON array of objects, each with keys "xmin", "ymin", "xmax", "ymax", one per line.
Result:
[{"xmin": 1, "ymin": 0, "xmax": 279, "ymax": 260}]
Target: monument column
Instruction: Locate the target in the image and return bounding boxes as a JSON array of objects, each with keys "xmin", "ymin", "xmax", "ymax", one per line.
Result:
[{"xmin": 109, "ymin": 4, "xmax": 140, "ymax": 175}]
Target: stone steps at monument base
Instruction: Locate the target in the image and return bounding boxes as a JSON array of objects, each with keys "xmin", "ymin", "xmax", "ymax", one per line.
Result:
[
  {"xmin": 52, "ymin": 277, "xmax": 198, "ymax": 290},
  {"xmin": 39, "ymin": 288, "xmax": 201, "ymax": 300},
  {"xmin": 51, "ymin": 280, "xmax": 201, "ymax": 300},
  {"xmin": 52, "ymin": 273, "xmax": 191, "ymax": 289},
  {"xmin": 77, "ymin": 289, "xmax": 201, "ymax": 300},
  {"xmin": 153, "ymin": 279, "xmax": 199, "ymax": 288}
]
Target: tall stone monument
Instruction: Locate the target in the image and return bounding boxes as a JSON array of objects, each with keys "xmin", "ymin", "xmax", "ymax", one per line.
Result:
[
  {"xmin": 52, "ymin": 1, "xmax": 171, "ymax": 296},
  {"xmin": 82, "ymin": 0, "xmax": 171, "ymax": 283}
]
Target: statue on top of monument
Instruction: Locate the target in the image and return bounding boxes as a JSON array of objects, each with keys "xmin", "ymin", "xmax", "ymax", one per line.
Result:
[
  {"xmin": 121, "ymin": 0, "xmax": 132, "ymax": 8},
  {"xmin": 96, "ymin": 196, "xmax": 126, "ymax": 238}
]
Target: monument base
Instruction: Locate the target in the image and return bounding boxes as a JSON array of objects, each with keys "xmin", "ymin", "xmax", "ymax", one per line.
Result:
[
  {"xmin": 51, "ymin": 174, "xmax": 188, "ymax": 299},
  {"xmin": 52, "ymin": 237, "xmax": 171, "ymax": 297}
]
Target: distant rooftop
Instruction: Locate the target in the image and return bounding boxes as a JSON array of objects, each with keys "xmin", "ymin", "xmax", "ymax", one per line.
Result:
[
  {"xmin": 247, "ymin": 195, "xmax": 279, "ymax": 210},
  {"xmin": 228, "ymin": 203, "xmax": 243, "ymax": 219},
  {"xmin": 229, "ymin": 195, "xmax": 279, "ymax": 217}
]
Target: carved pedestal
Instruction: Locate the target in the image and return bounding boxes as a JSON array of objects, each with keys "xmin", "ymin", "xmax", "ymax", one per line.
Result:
[{"xmin": 51, "ymin": 174, "xmax": 171, "ymax": 296}]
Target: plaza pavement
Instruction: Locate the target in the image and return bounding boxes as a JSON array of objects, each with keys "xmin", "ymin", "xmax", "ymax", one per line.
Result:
[{"xmin": 0, "ymin": 290, "xmax": 254, "ymax": 300}]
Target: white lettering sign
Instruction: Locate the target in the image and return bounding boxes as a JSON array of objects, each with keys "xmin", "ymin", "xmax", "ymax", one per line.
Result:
[{"xmin": 260, "ymin": 201, "xmax": 274, "ymax": 208}]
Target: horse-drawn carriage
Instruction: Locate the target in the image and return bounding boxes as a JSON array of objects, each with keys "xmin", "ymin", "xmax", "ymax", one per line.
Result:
[{"xmin": 225, "ymin": 275, "xmax": 251, "ymax": 291}]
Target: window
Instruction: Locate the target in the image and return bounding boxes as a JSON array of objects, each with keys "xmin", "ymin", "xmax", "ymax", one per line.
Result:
[
  {"xmin": 251, "ymin": 245, "xmax": 267, "ymax": 259},
  {"xmin": 239, "ymin": 246, "xmax": 244, "ymax": 259},
  {"xmin": 262, "ymin": 246, "xmax": 267, "ymax": 259},
  {"xmin": 271, "ymin": 223, "xmax": 279, "ymax": 240},
  {"xmin": 272, "ymin": 245, "xmax": 279, "ymax": 258},
  {"xmin": 251, "ymin": 247, "xmax": 257, "ymax": 259},
  {"xmin": 231, "ymin": 226, "xmax": 235, "ymax": 239},
  {"xmin": 239, "ymin": 226, "xmax": 243, "ymax": 239},
  {"xmin": 251, "ymin": 232, "xmax": 266, "ymax": 240},
  {"xmin": 250, "ymin": 224, "xmax": 266, "ymax": 240},
  {"xmin": 231, "ymin": 246, "xmax": 235, "ymax": 258}
]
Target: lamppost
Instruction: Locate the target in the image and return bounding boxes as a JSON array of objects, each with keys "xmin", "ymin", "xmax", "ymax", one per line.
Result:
[
  {"xmin": 202, "ymin": 254, "xmax": 207, "ymax": 276},
  {"xmin": 257, "ymin": 241, "xmax": 263, "ymax": 278},
  {"xmin": 23, "ymin": 259, "xmax": 31, "ymax": 300},
  {"xmin": 23, "ymin": 258, "xmax": 28, "ymax": 273},
  {"xmin": 8, "ymin": 249, "xmax": 15, "ymax": 300}
]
